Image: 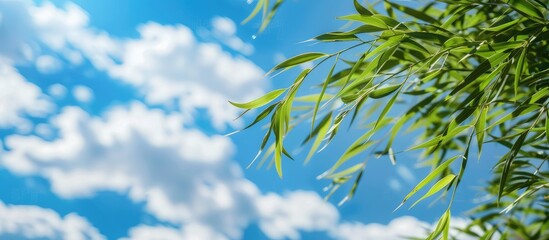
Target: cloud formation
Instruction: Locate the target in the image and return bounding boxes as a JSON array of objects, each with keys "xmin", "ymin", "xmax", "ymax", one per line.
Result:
[{"xmin": 0, "ymin": 201, "xmax": 104, "ymax": 240}]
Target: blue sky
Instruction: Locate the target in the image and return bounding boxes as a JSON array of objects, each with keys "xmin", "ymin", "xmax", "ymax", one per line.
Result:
[{"xmin": 0, "ymin": 0, "xmax": 504, "ymax": 239}]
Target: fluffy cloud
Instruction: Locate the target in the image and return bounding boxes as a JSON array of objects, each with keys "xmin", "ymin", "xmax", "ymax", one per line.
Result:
[
  {"xmin": 72, "ymin": 85, "xmax": 94, "ymax": 103},
  {"xmin": 0, "ymin": 201, "xmax": 104, "ymax": 240},
  {"xmin": 20, "ymin": 2, "xmax": 265, "ymax": 130},
  {"xmin": 107, "ymin": 22, "xmax": 264, "ymax": 129},
  {"xmin": 35, "ymin": 55, "xmax": 62, "ymax": 74},
  {"xmin": 1, "ymin": 102, "xmax": 346, "ymax": 239},
  {"xmin": 122, "ymin": 224, "xmax": 227, "ymax": 240},
  {"xmin": 257, "ymin": 191, "xmax": 339, "ymax": 239},
  {"xmin": 211, "ymin": 16, "xmax": 254, "ymax": 55},
  {"xmin": 0, "ymin": 60, "xmax": 54, "ymax": 129},
  {"xmin": 330, "ymin": 216, "xmax": 429, "ymax": 240}
]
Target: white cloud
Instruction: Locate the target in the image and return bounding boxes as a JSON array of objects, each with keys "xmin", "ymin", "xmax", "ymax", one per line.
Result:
[
  {"xmin": 257, "ymin": 191, "xmax": 339, "ymax": 239},
  {"xmin": 0, "ymin": 60, "xmax": 54, "ymax": 129},
  {"xmin": 0, "ymin": 0, "xmax": 36, "ymax": 62},
  {"xmin": 331, "ymin": 216, "xmax": 430, "ymax": 240},
  {"xmin": 73, "ymin": 85, "xmax": 93, "ymax": 103},
  {"xmin": 388, "ymin": 178, "xmax": 402, "ymax": 191},
  {"xmin": 36, "ymin": 55, "xmax": 62, "ymax": 74},
  {"xmin": 0, "ymin": 201, "xmax": 105, "ymax": 240},
  {"xmin": 210, "ymin": 16, "xmax": 254, "ymax": 55},
  {"xmin": 2, "ymin": 102, "xmax": 259, "ymax": 239},
  {"xmin": 15, "ymin": 2, "xmax": 265, "ymax": 130},
  {"xmin": 48, "ymin": 83, "xmax": 68, "ymax": 99},
  {"xmin": 122, "ymin": 224, "xmax": 227, "ymax": 240},
  {"xmin": 396, "ymin": 165, "xmax": 416, "ymax": 183},
  {"xmin": 1, "ymin": 102, "xmax": 356, "ymax": 240},
  {"xmin": 107, "ymin": 22, "xmax": 264, "ymax": 129}
]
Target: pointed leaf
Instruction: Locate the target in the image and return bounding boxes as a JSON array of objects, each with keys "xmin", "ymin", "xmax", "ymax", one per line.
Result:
[
  {"xmin": 369, "ymin": 84, "xmax": 401, "ymax": 99},
  {"xmin": 410, "ymin": 174, "xmax": 456, "ymax": 208},
  {"xmin": 229, "ymin": 88, "xmax": 286, "ymax": 109},
  {"xmin": 397, "ymin": 155, "xmax": 460, "ymax": 209},
  {"xmin": 272, "ymin": 52, "xmax": 327, "ymax": 72}
]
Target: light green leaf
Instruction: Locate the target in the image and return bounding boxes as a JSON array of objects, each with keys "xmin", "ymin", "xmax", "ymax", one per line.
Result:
[
  {"xmin": 546, "ymin": 111, "xmax": 549, "ymax": 145},
  {"xmin": 476, "ymin": 107, "xmax": 487, "ymax": 158},
  {"xmin": 397, "ymin": 155, "xmax": 460, "ymax": 210},
  {"xmin": 326, "ymin": 163, "xmax": 364, "ymax": 179},
  {"xmin": 229, "ymin": 88, "xmax": 286, "ymax": 109},
  {"xmin": 515, "ymin": 46, "xmax": 527, "ymax": 96},
  {"xmin": 272, "ymin": 52, "xmax": 327, "ymax": 72},
  {"xmin": 410, "ymin": 174, "xmax": 456, "ymax": 208},
  {"xmin": 369, "ymin": 84, "xmax": 401, "ymax": 99},
  {"xmin": 305, "ymin": 114, "xmax": 332, "ymax": 164},
  {"xmin": 508, "ymin": 0, "xmax": 544, "ymax": 20},
  {"xmin": 353, "ymin": 0, "xmax": 372, "ymax": 16}
]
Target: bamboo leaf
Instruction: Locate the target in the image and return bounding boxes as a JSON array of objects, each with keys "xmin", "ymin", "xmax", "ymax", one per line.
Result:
[
  {"xmin": 354, "ymin": 0, "xmax": 373, "ymax": 16},
  {"xmin": 272, "ymin": 52, "xmax": 327, "ymax": 72},
  {"xmin": 476, "ymin": 107, "xmax": 488, "ymax": 158},
  {"xmin": 305, "ymin": 114, "xmax": 332, "ymax": 164},
  {"xmin": 326, "ymin": 163, "xmax": 364, "ymax": 179},
  {"xmin": 397, "ymin": 155, "xmax": 460, "ymax": 210},
  {"xmin": 229, "ymin": 88, "xmax": 286, "ymax": 109},
  {"xmin": 508, "ymin": 0, "xmax": 544, "ymax": 20},
  {"xmin": 369, "ymin": 84, "xmax": 401, "ymax": 99},
  {"xmin": 515, "ymin": 46, "xmax": 527, "ymax": 96},
  {"xmin": 410, "ymin": 174, "xmax": 456, "ymax": 208}
]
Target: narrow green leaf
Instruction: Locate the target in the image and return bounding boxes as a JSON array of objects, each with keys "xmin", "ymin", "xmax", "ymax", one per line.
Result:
[
  {"xmin": 450, "ymin": 52, "xmax": 509, "ymax": 95},
  {"xmin": 410, "ymin": 174, "xmax": 456, "ymax": 208},
  {"xmin": 498, "ymin": 130, "xmax": 529, "ymax": 202},
  {"xmin": 229, "ymin": 88, "xmax": 286, "ymax": 109},
  {"xmin": 546, "ymin": 111, "xmax": 549, "ymax": 145},
  {"xmin": 476, "ymin": 107, "xmax": 487, "ymax": 158},
  {"xmin": 312, "ymin": 56, "xmax": 338, "ymax": 130},
  {"xmin": 397, "ymin": 155, "xmax": 460, "ymax": 210},
  {"xmin": 483, "ymin": 18, "xmax": 522, "ymax": 32},
  {"xmin": 508, "ymin": 0, "xmax": 544, "ymax": 20},
  {"xmin": 515, "ymin": 46, "xmax": 527, "ymax": 96},
  {"xmin": 374, "ymin": 88, "xmax": 399, "ymax": 130},
  {"xmin": 427, "ymin": 210, "xmax": 450, "ymax": 240},
  {"xmin": 326, "ymin": 163, "xmax": 364, "ymax": 179},
  {"xmin": 259, "ymin": 0, "xmax": 284, "ymax": 32},
  {"xmin": 305, "ymin": 114, "xmax": 332, "ymax": 164},
  {"xmin": 353, "ymin": 0, "xmax": 373, "ymax": 16},
  {"xmin": 387, "ymin": 1, "xmax": 439, "ymax": 23},
  {"xmin": 272, "ymin": 52, "xmax": 327, "ymax": 72},
  {"xmin": 242, "ymin": 0, "xmax": 264, "ymax": 24},
  {"xmin": 369, "ymin": 84, "xmax": 401, "ymax": 99}
]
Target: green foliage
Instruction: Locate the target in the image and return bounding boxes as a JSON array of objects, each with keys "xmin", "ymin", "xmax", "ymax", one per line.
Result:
[{"xmin": 237, "ymin": 0, "xmax": 549, "ymax": 238}]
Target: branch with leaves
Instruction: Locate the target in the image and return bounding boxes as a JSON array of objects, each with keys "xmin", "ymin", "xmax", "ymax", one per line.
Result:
[{"xmin": 235, "ymin": 0, "xmax": 549, "ymax": 238}]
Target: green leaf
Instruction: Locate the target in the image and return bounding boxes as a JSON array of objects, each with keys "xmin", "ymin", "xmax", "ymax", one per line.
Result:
[
  {"xmin": 326, "ymin": 163, "xmax": 364, "ymax": 179},
  {"xmin": 499, "ymin": 130, "xmax": 529, "ymax": 202},
  {"xmin": 483, "ymin": 18, "xmax": 522, "ymax": 32},
  {"xmin": 242, "ymin": 0, "xmax": 264, "ymax": 24},
  {"xmin": 229, "ymin": 88, "xmax": 286, "ymax": 109},
  {"xmin": 546, "ymin": 110, "xmax": 549, "ymax": 145},
  {"xmin": 508, "ymin": 0, "xmax": 545, "ymax": 20},
  {"xmin": 312, "ymin": 56, "xmax": 338, "ymax": 129},
  {"xmin": 450, "ymin": 52, "xmax": 509, "ymax": 95},
  {"xmin": 397, "ymin": 155, "xmax": 460, "ymax": 210},
  {"xmin": 271, "ymin": 52, "xmax": 327, "ymax": 72},
  {"xmin": 476, "ymin": 107, "xmax": 487, "ymax": 158},
  {"xmin": 369, "ymin": 84, "xmax": 401, "ymax": 99},
  {"xmin": 387, "ymin": 1, "xmax": 439, "ymax": 24},
  {"xmin": 427, "ymin": 210, "xmax": 450, "ymax": 240},
  {"xmin": 353, "ymin": 0, "xmax": 372, "ymax": 16},
  {"xmin": 410, "ymin": 174, "xmax": 456, "ymax": 208},
  {"xmin": 305, "ymin": 114, "xmax": 332, "ymax": 164},
  {"xmin": 515, "ymin": 46, "xmax": 527, "ymax": 96},
  {"xmin": 259, "ymin": 0, "xmax": 284, "ymax": 32}
]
